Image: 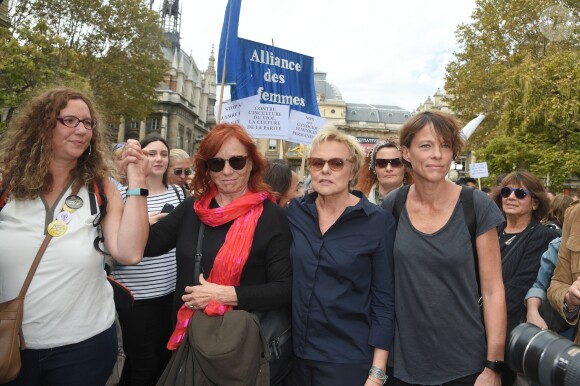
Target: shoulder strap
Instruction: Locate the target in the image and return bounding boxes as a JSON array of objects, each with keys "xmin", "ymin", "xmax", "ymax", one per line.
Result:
[
  {"xmin": 0, "ymin": 177, "xmax": 12, "ymax": 212},
  {"xmin": 194, "ymin": 222, "xmax": 205, "ymax": 286},
  {"xmin": 171, "ymin": 184, "xmax": 183, "ymax": 203},
  {"xmin": 392, "ymin": 185, "xmax": 411, "ymax": 222},
  {"xmin": 459, "ymin": 187, "xmax": 479, "ymax": 289},
  {"xmin": 88, "ymin": 179, "xmax": 108, "ymax": 226}
]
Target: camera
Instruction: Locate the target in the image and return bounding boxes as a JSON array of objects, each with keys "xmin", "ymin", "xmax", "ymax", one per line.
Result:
[{"xmin": 507, "ymin": 323, "xmax": 580, "ymax": 386}]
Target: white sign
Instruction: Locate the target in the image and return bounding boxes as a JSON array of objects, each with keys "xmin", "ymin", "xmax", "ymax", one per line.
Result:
[
  {"xmin": 217, "ymin": 95, "xmax": 261, "ymax": 124},
  {"xmin": 239, "ymin": 103, "xmax": 289, "ymax": 139},
  {"xmin": 287, "ymin": 110, "xmax": 327, "ymax": 145},
  {"xmin": 469, "ymin": 162, "xmax": 489, "ymax": 179}
]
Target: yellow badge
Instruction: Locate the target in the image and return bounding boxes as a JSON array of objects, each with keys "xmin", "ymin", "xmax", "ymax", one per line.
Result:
[
  {"xmin": 47, "ymin": 220, "xmax": 67, "ymax": 237},
  {"xmin": 62, "ymin": 204, "xmax": 76, "ymax": 213}
]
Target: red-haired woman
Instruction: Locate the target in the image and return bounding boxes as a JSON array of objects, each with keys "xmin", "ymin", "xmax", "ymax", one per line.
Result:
[{"xmin": 143, "ymin": 123, "xmax": 292, "ymax": 380}]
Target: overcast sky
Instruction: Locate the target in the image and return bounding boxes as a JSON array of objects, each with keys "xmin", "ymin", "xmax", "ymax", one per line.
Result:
[{"xmin": 176, "ymin": 0, "xmax": 477, "ymax": 112}]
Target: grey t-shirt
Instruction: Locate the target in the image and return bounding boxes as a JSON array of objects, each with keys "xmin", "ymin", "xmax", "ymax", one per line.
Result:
[{"xmin": 383, "ymin": 188, "xmax": 504, "ymax": 384}]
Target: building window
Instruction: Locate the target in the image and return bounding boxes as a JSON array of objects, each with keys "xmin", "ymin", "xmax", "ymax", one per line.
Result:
[
  {"xmin": 388, "ymin": 113, "xmax": 393, "ymax": 118},
  {"xmin": 130, "ymin": 121, "xmax": 139, "ymax": 130},
  {"xmin": 268, "ymin": 139, "xmax": 277, "ymax": 151},
  {"xmin": 151, "ymin": 117, "xmax": 160, "ymax": 130},
  {"xmin": 331, "ymin": 109, "xmax": 336, "ymax": 114}
]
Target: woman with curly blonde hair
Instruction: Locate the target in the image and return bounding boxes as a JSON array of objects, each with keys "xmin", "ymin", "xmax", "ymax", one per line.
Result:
[{"xmin": 0, "ymin": 87, "xmax": 150, "ymax": 385}]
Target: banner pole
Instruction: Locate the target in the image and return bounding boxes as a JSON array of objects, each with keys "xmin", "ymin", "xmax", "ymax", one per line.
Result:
[
  {"xmin": 299, "ymin": 145, "xmax": 307, "ymax": 179},
  {"xmin": 217, "ymin": 1, "xmax": 234, "ymax": 124}
]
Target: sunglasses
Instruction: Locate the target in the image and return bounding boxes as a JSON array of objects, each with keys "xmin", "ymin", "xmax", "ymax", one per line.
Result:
[
  {"xmin": 173, "ymin": 168, "xmax": 194, "ymax": 176},
  {"xmin": 206, "ymin": 156, "xmax": 248, "ymax": 172},
  {"xmin": 500, "ymin": 186, "xmax": 532, "ymax": 200},
  {"xmin": 308, "ymin": 157, "xmax": 353, "ymax": 172},
  {"xmin": 374, "ymin": 158, "xmax": 404, "ymax": 169}
]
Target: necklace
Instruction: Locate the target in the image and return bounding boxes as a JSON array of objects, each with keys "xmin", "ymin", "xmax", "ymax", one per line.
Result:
[{"xmin": 501, "ymin": 229, "xmax": 518, "ymax": 246}]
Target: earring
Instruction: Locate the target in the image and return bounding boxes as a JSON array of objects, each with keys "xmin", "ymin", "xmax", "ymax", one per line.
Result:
[{"xmin": 86, "ymin": 144, "xmax": 92, "ymax": 158}]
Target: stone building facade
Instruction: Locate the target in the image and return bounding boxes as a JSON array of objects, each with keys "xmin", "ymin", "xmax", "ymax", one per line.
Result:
[{"xmin": 115, "ymin": 0, "xmax": 216, "ymax": 155}]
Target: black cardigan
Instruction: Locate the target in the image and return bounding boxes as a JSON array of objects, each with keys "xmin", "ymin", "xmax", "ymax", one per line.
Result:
[
  {"xmin": 499, "ymin": 219, "xmax": 559, "ymax": 335},
  {"xmin": 145, "ymin": 197, "xmax": 292, "ymax": 320}
]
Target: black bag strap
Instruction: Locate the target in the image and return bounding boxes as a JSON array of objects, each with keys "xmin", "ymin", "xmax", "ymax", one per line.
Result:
[
  {"xmin": 194, "ymin": 222, "xmax": 205, "ymax": 286},
  {"xmin": 171, "ymin": 184, "xmax": 183, "ymax": 203},
  {"xmin": 459, "ymin": 187, "xmax": 478, "ymax": 288},
  {"xmin": 392, "ymin": 185, "xmax": 410, "ymax": 222}
]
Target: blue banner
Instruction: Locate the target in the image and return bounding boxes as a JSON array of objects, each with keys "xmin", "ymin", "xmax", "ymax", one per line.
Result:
[
  {"xmin": 217, "ymin": 0, "xmax": 242, "ymax": 84},
  {"xmin": 230, "ymin": 38, "xmax": 320, "ymax": 116}
]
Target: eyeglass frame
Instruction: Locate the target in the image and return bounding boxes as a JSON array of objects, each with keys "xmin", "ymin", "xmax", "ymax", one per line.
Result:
[
  {"xmin": 307, "ymin": 157, "xmax": 354, "ymax": 172},
  {"xmin": 173, "ymin": 168, "xmax": 194, "ymax": 176},
  {"xmin": 57, "ymin": 116, "xmax": 97, "ymax": 130},
  {"xmin": 500, "ymin": 186, "xmax": 532, "ymax": 200},
  {"xmin": 205, "ymin": 155, "xmax": 249, "ymax": 172}
]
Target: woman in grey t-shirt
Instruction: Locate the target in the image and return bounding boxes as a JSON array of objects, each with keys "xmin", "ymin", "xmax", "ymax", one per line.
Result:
[{"xmin": 383, "ymin": 111, "xmax": 506, "ymax": 386}]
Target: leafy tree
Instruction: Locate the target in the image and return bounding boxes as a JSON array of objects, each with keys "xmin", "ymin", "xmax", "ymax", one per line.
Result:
[
  {"xmin": 446, "ymin": 0, "xmax": 579, "ymax": 190},
  {"xmin": 3, "ymin": 0, "xmax": 168, "ymax": 129}
]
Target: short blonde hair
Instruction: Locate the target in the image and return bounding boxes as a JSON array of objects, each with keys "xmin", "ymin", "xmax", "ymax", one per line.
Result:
[
  {"xmin": 310, "ymin": 126, "xmax": 365, "ymax": 188},
  {"xmin": 169, "ymin": 148, "xmax": 190, "ymax": 165}
]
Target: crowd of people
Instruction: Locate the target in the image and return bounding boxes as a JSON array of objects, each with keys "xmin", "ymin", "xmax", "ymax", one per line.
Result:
[{"xmin": 1, "ymin": 87, "xmax": 579, "ymax": 386}]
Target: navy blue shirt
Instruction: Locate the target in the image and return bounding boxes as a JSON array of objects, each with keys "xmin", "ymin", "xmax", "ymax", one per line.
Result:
[{"xmin": 286, "ymin": 190, "xmax": 396, "ymax": 363}]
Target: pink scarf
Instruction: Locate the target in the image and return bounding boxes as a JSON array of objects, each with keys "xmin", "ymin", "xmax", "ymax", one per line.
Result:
[{"xmin": 167, "ymin": 186, "xmax": 271, "ymax": 350}]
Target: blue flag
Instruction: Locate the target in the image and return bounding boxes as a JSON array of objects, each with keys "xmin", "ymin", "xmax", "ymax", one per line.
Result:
[
  {"xmin": 217, "ymin": 0, "xmax": 242, "ymax": 84},
  {"xmin": 231, "ymin": 38, "xmax": 320, "ymax": 116}
]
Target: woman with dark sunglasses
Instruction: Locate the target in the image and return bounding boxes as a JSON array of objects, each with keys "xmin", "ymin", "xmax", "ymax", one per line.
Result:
[
  {"xmin": 168, "ymin": 148, "xmax": 193, "ymax": 195},
  {"xmin": 141, "ymin": 123, "xmax": 292, "ymax": 384},
  {"xmin": 491, "ymin": 171, "xmax": 559, "ymax": 385},
  {"xmin": 356, "ymin": 139, "xmax": 411, "ymax": 206},
  {"xmin": 286, "ymin": 127, "xmax": 395, "ymax": 386}
]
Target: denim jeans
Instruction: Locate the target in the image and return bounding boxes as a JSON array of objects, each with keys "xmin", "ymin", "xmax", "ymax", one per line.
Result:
[{"xmin": 6, "ymin": 323, "xmax": 117, "ymax": 386}]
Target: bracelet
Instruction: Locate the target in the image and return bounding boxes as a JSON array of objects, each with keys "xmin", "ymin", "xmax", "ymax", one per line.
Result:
[
  {"xmin": 368, "ymin": 366, "xmax": 388, "ymax": 385},
  {"xmin": 367, "ymin": 376, "xmax": 382, "ymax": 385},
  {"xmin": 563, "ymin": 301, "xmax": 580, "ymax": 321}
]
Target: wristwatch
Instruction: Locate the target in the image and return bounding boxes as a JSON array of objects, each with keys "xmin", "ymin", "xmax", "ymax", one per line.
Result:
[
  {"xmin": 126, "ymin": 188, "xmax": 149, "ymax": 197},
  {"xmin": 485, "ymin": 360, "xmax": 505, "ymax": 373}
]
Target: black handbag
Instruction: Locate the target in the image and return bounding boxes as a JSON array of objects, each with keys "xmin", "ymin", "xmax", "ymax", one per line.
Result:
[{"xmin": 254, "ymin": 308, "xmax": 293, "ymax": 385}]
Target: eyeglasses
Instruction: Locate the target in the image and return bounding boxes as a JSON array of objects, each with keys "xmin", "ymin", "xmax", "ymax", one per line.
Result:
[
  {"xmin": 500, "ymin": 186, "xmax": 532, "ymax": 200},
  {"xmin": 57, "ymin": 116, "xmax": 97, "ymax": 130},
  {"xmin": 173, "ymin": 168, "xmax": 194, "ymax": 176},
  {"xmin": 308, "ymin": 157, "xmax": 353, "ymax": 172},
  {"xmin": 374, "ymin": 158, "xmax": 404, "ymax": 169},
  {"xmin": 206, "ymin": 156, "xmax": 248, "ymax": 172}
]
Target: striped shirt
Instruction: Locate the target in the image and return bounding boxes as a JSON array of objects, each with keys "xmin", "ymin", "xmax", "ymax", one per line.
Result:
[{"xmin": 112, "ymin": 185, "xmax": 184, "ymax": 299}]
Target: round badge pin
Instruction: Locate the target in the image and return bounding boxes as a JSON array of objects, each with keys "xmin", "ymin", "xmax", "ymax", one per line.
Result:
[
  {"xmin": 62, "ymin": 204, "xmax": 75, "ymax": 213},
  {"xmin": 47, "ymin": 220, "xmax": 68, "ymax": 237},
  {"xmin": 56, "ymin": 211, "xmax": 73, "ymax": 224},
  {"xmin": 65, "ymin": 195, "xmax": 84, "ymax": 210}
]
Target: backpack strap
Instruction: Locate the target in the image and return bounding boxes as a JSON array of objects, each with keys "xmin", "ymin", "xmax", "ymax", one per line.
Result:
[
  {"xmin": 392, "ymin": 185, "xmax": 411, "ymax": 222},
  {"xmin": 459, "ymin": 187, "xmax": 479, "ymax": 291},
  {"xmin": 0, "ymin": 177, "xmax": 12, "ymax": 212},
  {"xmin": 88, "ymin": 179, "xmax": 108, "ymax": 226}
]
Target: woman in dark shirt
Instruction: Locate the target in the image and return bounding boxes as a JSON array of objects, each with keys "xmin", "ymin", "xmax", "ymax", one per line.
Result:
[
  {"xmin": 143, "ymin": 122, "xmax": 292, "ymax": 342},
  {"xmin": 286, "ymin": 127, "xmax": 395, "ymax": 386}
]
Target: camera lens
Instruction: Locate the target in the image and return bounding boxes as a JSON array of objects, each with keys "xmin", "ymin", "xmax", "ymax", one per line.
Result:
[{"xmin": 507, "ymin": 323, "xmax": 580, "ymax": 386}]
